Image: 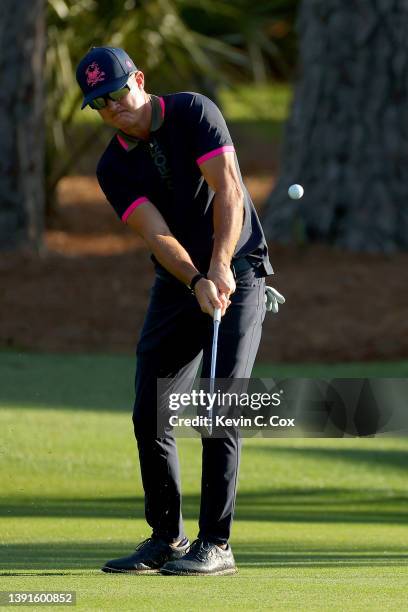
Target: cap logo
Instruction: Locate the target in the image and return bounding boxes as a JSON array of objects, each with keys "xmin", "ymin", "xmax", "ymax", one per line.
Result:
[
  {"xmin": 125, "ymin": 60, "xmax": 133, "ymax": 68},
  {"xmin": 85, "ymin": 62, "xmax": 106, "ymax": 87}
]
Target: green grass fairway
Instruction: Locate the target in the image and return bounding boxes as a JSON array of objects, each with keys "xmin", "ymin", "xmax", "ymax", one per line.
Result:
[{"xmin": 1, "ymin": 352, "xmax": 408, "ymax": 610}]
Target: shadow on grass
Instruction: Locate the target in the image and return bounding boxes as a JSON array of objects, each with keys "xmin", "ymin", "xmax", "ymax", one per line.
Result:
[
  {"xmin": 5, "ymin": 352, "xmax": 407, "ymax": 414},
  {"xmin": 0, "ymin": 352, "xmax": 135, "ymax": 413},
  {"xmin": 1, "ymin": 541, "xmax": 408, "ymax": 572},
  {"xmin": 1, "ymin": 487, "xmax": 408, "ymax": 525},
  {"xmin": 234, "ymin": 547, "xmax": 408, "ymax": 569},
  {"xmin": 249, "ymin": 444, "xmax": 408, "ymax": 473}
]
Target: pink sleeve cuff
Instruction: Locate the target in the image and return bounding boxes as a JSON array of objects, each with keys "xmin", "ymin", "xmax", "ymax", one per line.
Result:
[
  {"xmin": 196, "ymin": 145, "xmax": 235, "ymax": 166},
  {"xmin": 122, "ymin": 197, "xmax": 149, "ymax": 222}
]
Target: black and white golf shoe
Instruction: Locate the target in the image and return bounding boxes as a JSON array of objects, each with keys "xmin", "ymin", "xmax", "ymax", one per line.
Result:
[
  {"xmin": 160, "ymin": 539, "xmax": 237, "ymax": 576},
  {"xmin": 101, "ymin": 536, "xmax": 190, "ymax": 574}
]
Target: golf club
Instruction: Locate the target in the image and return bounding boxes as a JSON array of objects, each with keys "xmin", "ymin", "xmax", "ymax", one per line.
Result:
[{"xmin": 208, "ymin": 306, "xmax": 221, "ymax": 435}]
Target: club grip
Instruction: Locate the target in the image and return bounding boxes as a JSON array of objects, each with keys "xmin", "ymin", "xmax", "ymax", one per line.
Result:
[{"xmin": 213, "ymin": 307, "xmax": 222, "ymax": 322}]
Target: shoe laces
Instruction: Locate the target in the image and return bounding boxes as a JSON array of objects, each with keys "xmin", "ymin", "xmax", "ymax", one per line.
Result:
[
  {"xmin": 134, "ymin": 537, "xmax": 157, "ymax": 552},
  {"xmin": 186, "ymin": 539, "xmax": 216, "ymax": 562}
]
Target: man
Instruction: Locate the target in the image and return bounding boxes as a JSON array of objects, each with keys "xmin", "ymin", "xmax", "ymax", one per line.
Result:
[{"xmin": 76, "ymin": 46, "xmax": 274, "ymax": 576}]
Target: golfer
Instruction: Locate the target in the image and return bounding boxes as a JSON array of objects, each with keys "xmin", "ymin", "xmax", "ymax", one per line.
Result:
[{"xmin": 76, "ymin": 46, "xmax": 274, "ymax": 576}]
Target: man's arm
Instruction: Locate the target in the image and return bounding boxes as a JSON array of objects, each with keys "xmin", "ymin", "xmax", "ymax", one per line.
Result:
[
  {"xmin": 127, "ymin": 202, "xmax": 197, "ymax": 284},
  {"xmin": 198, "ymin": 151, "xmax": 244, "ymax": 300},
  {"xmin": 126, "ymin": 202, "xmax": 224, "ymax": 316}
]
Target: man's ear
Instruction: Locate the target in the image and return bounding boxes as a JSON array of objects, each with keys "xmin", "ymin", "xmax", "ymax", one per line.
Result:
[{"xmin": 134, "ymin": 71, "xmax": 145, "ymax": 89}]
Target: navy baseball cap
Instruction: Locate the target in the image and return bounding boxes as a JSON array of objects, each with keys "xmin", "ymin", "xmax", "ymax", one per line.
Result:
[{"xmin": 76, "ymin": 47, "xmax": 138, "ymax": 109}]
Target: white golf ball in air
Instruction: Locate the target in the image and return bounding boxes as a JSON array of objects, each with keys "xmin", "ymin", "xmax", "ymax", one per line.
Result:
[{"xmin": 288, "ymin": 184, "xmax": 304, "ymax": 199}]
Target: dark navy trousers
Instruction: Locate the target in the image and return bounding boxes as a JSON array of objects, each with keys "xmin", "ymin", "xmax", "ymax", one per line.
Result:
[{"xmin": 132, "ymin": 265, "xmax": 266, "ymax": 545}]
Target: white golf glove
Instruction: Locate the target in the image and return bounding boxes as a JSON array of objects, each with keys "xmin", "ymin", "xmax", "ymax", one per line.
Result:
[{"xmin": 265, "ymin": 286, "xmax": 285, "ymax": 313}]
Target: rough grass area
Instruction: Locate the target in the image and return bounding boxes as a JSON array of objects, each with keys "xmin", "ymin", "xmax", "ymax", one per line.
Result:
[{"xmin": 1, "ymin": 352, "xmax": 408, "ymax": 610}]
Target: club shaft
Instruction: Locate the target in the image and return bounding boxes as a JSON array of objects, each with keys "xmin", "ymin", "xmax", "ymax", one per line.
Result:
[{"xmin": 208, "ymin": 319, "xmax": 220, "ymax": 435}]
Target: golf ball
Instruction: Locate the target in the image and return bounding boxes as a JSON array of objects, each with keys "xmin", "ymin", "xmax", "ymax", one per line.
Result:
[{"xmin": 288, "ymin": 184, "xmax": 304, "ymax": 199}]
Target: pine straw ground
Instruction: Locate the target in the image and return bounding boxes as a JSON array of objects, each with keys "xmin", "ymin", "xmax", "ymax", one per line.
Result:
[{"xmin": 1, "ymin": 175, "xmax": 407, "ymax": 363}]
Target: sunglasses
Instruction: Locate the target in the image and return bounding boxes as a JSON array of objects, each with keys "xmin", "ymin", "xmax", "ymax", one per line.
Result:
[{"xmin": 89, "ymin": 83, "xmax": 131, "ymax": 110}]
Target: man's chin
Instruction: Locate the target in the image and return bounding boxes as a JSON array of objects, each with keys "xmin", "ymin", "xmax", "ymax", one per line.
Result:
[{"xmin": 116, "ymin": 118, "xmax": 135, "ymax": 131}]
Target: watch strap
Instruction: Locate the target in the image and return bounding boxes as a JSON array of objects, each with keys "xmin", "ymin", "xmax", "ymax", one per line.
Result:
[{"xmin": 189, "ymin": 273, "xmax": 206, "ymax": 293}]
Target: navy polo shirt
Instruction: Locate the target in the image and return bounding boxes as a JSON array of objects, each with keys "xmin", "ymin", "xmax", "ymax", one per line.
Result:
[{"xmin": 96, "ymin": 92, "xmax": 273, "ymax": 277}]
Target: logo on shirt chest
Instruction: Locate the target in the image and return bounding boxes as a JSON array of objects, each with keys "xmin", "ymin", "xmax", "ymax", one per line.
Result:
[{"xmin": 148, "ymin": 140, "xmax": 173, "ymax": 191}]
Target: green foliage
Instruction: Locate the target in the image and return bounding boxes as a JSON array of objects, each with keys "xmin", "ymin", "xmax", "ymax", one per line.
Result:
[
  {"xmin": 45, "ymin": 0, "xmax": 298, "ymax": 214},
  {"xmin": 181, "ymin": 0, "xmax": 300, "ymax": 81}
]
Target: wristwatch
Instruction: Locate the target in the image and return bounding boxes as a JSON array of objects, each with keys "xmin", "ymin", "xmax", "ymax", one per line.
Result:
[{"xmin": 188, "ymin": 273, "xmax": 206, "ymax": 293}]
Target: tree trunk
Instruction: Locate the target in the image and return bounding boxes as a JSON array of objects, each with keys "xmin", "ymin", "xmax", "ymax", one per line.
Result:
[
  {"xmin": 262, "ymin": 0, "xmax": 408, "ymax": 253},
  {"xmin": 0, "ymin": 0, "xmax": 46, "ymax": 250}
]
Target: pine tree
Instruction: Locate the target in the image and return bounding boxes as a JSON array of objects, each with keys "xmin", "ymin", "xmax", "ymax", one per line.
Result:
[
  {"xmin": 0, "ymin": 0, "xmax": 46, "ymax": 250},
  {"xmin": 262, "ymin": 0, "xmax": 408, "ymax": 252}
]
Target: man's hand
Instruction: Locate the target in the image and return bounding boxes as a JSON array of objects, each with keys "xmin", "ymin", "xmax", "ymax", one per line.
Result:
[
  {"xmin": 207, "ymin": 261, "xmax": 235, "ymax": 315},
  {"xmin": 194, "ymin": 276, "xmax": 230, "ymax": 317}
]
